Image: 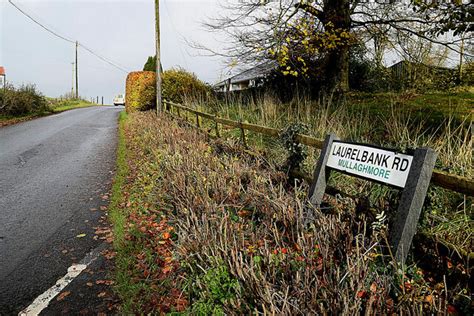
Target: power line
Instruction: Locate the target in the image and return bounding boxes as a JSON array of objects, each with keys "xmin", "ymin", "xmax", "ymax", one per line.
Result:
[
  {"xmin": 78, "ymin": 43, "xmax": 130, "ymax": 73},
  {"xmin": 8, "ymin": 0, "xmax": 131, "ymax": 74},
  {"xmin": 8, "ymin": 0, "xmax": 75, "ymax": 44}
]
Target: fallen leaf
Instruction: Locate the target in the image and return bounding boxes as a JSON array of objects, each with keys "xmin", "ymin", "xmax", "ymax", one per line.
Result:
[
  {"xmin": 370, "ymin": 282, "xmax": 377, "ymax": 293},
  {"xmin": 102, "ymin": 250, "xmax": 116, "ymax": 259},
  {"xmin": 404, "ymin": 281, "xmax": 412, "ymax": 291},
  {"xmin": 237, "ymin": 210, "xmax": 251, "ymax": 217},
  {"xmin": 447, "ymin": 305, "xmax": 457, "ymax": 314},
  {"xmin": 86, "ymin": 282, "xmax": 93, "ymax": 287},
  {"xmin": 162, "ymin": 265, "xmax": 173, "ymax": 273},
  {"xmin": 96, "ymin": 279, "xmax": 114, "ymax": 285},
  {"xmin": 56, "ymin": 291, "xmax": 71, "ymax": 301},
  {"xmin": 76, "ymin": 233, "xmax": 86, "ymax": 238},
  {"xmin": 61, "ymin": 250, "xmax": 68, "ymax": 254},
  {"xmin": 424, "ymin": 294, "xmax": 433, "ymax": 305},
  {"xmin": 97, "ymin": 292, "xmax": 107, "ymax": 298}
]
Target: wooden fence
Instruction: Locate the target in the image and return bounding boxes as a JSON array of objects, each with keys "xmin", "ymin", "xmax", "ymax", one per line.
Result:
[{"xmin": 164, "ymin": 101, "xmax": 473, "ymax": 197}]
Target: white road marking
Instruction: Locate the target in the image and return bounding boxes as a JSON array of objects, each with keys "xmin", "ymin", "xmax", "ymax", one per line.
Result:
[
  {"xmin": 18, "ymin": 243, "xmax": 106, "ymax": 316},
  {"xmin": 18, "ymin": 264, "xmax": 87, "ymax": 316}
]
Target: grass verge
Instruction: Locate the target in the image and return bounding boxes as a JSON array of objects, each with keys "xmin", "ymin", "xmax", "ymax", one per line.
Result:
[
  {"xmin": 107, "ymin": 111, "xmax": 138, "ymax": 312},
  {"xmin": 50, "ymin": 99, "xmax": 96, "ymax": 113},
  {"xmin": 110, "ymin": 111, "xmax": 471, "ymax": 314},
  {"xmin": 0, "ymin": 99, "xmax": 97, "ymax": 127}
]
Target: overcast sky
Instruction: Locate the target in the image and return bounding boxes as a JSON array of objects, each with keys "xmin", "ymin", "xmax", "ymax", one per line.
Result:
[{"xmin": 0, "ymin": 0, "xmax": 227, "ymax": 103}]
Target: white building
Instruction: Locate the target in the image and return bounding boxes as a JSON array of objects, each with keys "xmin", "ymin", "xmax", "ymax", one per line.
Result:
[{"xmin": 214, "ymin": 62, "xmax": 276, "ymax": 93}]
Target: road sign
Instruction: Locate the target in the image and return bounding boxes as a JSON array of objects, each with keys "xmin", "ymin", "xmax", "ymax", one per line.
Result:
[
  {"xmin": 309, "ymin": 133, "xmax": 437, "ymax": 264},
  {"xmin": 326, "ymin": 141, "xmax": 413, "ymax": 188}
]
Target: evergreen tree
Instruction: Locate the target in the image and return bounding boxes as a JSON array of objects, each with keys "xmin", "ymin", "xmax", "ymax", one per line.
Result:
[{"xmin": 143, "ymin": 56, "xmax": 156, "ymax": 72}]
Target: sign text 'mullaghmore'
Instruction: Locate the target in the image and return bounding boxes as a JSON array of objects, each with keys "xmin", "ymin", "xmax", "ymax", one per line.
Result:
[{"xmin": 326, "ymin": 141, "xmax": 413, "ymax": 188}]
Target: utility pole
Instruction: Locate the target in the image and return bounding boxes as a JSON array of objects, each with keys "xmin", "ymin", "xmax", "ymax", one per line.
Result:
[
  {"xmin": 75, "ymin": 41, "xmax": 79, "ymax": 100},
  {"xmin": 71, "ymin": 62, "xmax": 75, "ymax": 98},
  {"xmin": 155, "ymin": 0, "xmax": 162, "ymax": 113}
]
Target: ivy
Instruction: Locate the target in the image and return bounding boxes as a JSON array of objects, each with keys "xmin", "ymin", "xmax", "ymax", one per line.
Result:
[{"xmin": 279, "ymin": 122, "xmax": 309, "ymax": 173}]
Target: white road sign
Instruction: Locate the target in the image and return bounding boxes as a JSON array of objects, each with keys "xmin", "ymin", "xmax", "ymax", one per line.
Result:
[{"xmin": 326, "ymin": 141, "xmax": 413, "ymax": 188}]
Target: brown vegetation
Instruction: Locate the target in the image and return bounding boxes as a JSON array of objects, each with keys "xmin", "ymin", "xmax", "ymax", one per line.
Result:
[
  {"xmin": 111, "ymin": 112, "xmax": 470, "ymax": 314},
  {"xmin": 125, "ymin": 71, "xmax": 156, "ymax": 113}
]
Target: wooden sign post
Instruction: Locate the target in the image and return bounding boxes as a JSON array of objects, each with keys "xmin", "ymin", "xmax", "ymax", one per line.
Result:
[{"xmin": 309, "ymin": 133, "xmax": 437, "ymax": 264}]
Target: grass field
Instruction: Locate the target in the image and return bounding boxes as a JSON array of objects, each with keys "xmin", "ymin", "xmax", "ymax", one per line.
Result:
[{"xmin": 346, "ymin": 91, "xmax": 473, "ymax": 127}]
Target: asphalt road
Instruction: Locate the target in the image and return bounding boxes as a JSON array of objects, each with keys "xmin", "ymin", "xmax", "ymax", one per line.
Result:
[{"xmin": 0, "ymin": 106, "xmax": 122, "ymax": 314}]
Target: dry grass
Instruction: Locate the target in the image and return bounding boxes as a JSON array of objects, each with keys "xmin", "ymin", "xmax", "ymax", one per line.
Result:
[
  {"xmin": 112, "ymin": 111, "xmax": 469, "ymax": 314},
  {"xmin": 181, "ymin": 93, "xmax": 472, "ymax": 259}
]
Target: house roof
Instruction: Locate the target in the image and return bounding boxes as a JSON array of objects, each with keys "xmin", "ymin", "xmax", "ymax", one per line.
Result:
[
  {"xmin": 388, "ymin": 60, "xmax": 452, "ymax": 71},
  {"xmin": 215, "ymin": 61, "xmax": 277, "ymax": 87},
  {"xmin": 0, "ymin": 67, "xmax": 5, "ymax": 76}
]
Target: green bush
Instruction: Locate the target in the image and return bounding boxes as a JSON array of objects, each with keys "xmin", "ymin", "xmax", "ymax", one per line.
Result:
[
  {"xmin": 0, "ymin": 84, "xmax": 49, "ymax": 116},
  {"xmin": 162, "ymin": 68, "xmax": 211, "ymax": 104},
  {"xmin": 125, "ymin": 67, "xmax": 211, "ymax": 111},
  {"xmin": 460, "ymin": 61, "xmax": 474, "ymax": 86}
]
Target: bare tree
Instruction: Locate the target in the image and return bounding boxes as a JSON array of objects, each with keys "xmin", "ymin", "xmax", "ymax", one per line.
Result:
[{"xmin": 199, "ymin": 0, "xmax": 471, "ymax": 94}]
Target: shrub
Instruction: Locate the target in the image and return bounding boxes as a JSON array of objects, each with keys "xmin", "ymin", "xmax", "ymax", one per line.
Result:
[
  {"xmin": 0, "ymin": 84, "xmax": 49, "ymax": 116},
  {"xmin": 143, "ymin": 55, "xmax": 156, "ymax": 72},
  {"xmin": 162, "ymin": 68, "xmax": 210, "ymax": 104},
  {"xmin": 125, "ymin": 68, "xmax": 211, "ymax": 111},
  {"xmin": 125, "ymin": 71, "xmax": 156, "ymax": 113},
  {"xmin": 460, "ymin": 61, "xmax": 474, "ymax": 86}
]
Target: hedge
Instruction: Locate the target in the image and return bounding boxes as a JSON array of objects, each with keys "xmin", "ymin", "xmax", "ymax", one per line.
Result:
[
  {"xmin": 162, "ymin": 68, "xmax": 210, "ymax": 103},
  {"xmin": 125, "ymin": 71, "xmax": 156, "ymax": 113}
]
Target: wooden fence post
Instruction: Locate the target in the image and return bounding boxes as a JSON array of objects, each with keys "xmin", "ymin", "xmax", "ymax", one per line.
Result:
[
  {"xmin": 240, "ymin": 120, "xmax": 247, "ymax": 148},
  {"xmin": 214, "ymin": 117, "xmax": 220, "ymax": 137},
  {"xmin": 390, "ymin": 148, "xmax": 437, "ymax": 263}
]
